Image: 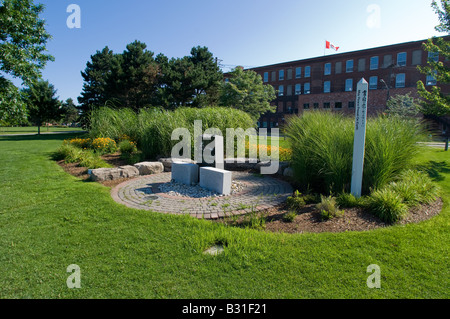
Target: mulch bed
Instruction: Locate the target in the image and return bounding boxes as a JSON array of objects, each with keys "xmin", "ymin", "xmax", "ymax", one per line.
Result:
[
  {"xmin": 219, "ymin": 198, "xmax": 443, "ymax": 234},
  {"xmin": 57, "ymin": 156, "xmax": 444, "ymax": 234}
]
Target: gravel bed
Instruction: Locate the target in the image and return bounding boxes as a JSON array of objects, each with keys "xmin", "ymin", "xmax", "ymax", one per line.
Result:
[{"xmin": 158, "ymin": 180, "xmax": 246, "ymax": 198}]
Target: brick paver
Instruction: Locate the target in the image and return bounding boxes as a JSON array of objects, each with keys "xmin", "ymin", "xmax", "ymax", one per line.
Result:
[{"xmin": 111, "ymin": 171, "xmax": 293, "ymax": 219}]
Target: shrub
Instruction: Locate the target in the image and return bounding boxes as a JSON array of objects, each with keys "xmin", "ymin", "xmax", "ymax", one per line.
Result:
[
  {"xmin": 78, "ymin": 150, "xmax": 112, "ymax": 169},
  {"xmin": 367, "ymin": 188, "xmax": 409, "ymax": 224},
  {"xmin": 64, "ymin": 137, "xmax": 91, "ymax": 149},
  {"xmin": 53, "ymin": 144, "xmax": 111, "ymax": 169},
  {"xmin": 285, "ymin": 111, "xmax": 424, "ymax": 194},
  {"xmin": 283, "ymin": 211, "xmax": 297, "ymax": 223},
  {"xmin": 91, "ymin": 137, "xmax": 117, "ymax": 154},
  {"xmin": 286, "ymin": 196, "xmax": 306, "ymax": 211},
  {"xmin": 316, "ymin": 195, "xmax": 343, "ymax": 221},
  {"xmin": 119, "ymin": 139, "xmax": 138, "ymax": 156},
  {"xmin": 389, "ymin": 170, "xmax": 441, "ymax": 206},
  {"xmin": 336, "ymin": 193, "xmax": 366, "ymax": 208},
  {"xmin": 89, "ymin": 107, "xmax": 255, "ymax": 160}
]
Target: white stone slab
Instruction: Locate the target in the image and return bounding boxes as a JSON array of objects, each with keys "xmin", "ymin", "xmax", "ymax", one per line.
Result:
[
  {"xmin": 172, "ymin": 162, "xmax": 199, "ymax": 186},
  {"xmin": 199, "ymin": 167, "xmax": 232, "ymax": 195}
]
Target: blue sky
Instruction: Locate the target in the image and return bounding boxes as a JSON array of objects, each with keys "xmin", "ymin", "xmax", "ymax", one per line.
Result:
[{"xmin": 13, "ymin": 0, "xmax": 443, "ymax": 102}]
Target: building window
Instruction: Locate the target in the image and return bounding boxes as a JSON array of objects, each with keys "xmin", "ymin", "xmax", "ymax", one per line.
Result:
[
  {"xmin": 286, "ymin": 85, "xmax": 292, "ymax": 96},
  {"xmin": 395, "ymin": 73, "xmax": 406, "ymax": 88},
  {"xmin": 358, "ymin": 58, "xmax": 366, "ymax": 72},
  {"xmin": 263, "ymin": 122, "xmax": 268, "ymax": 128},
  {"xmin": 383, "ymin": 54, "xmax": 392, "ymax": 68},
  {"xmin": 263, "ymin": 72, "xmax": 269, "ymax": 83},
  {"xmin": 271, "ymin": 71, "xmax": 276, "ymax": 82},
  {"xmin": 304, "ymin": 103, "xmax": 310, "ymax": 110},
  {"xmin": 279, "ymin": 70, "xmax": 285, "ymax": 81},
  {"xmin": 335, "ymin": 102, "xmax": 342, "ymax": 109},
  {"xmin": 412, "ymin": 50, "xmax": 422, "ymax": 65},
  {"xmin": 324, "ymin": 102, "xmax": 331, "ymax": 109},
  {"xmin": 295, "ymin": 84, "xmax": 301, "ymax": 95},
  {"xmin": 304, "ymin": 82, "xmax": 311, "ymax": 94},
  {"xmin": 426, "ymin": 72, "xmax": 437, "ymax": 86},
  {"xmin": 370, "ymin": 56, "xmax": 379, "ymax": 70},
  {"xmin": 324, "ymin": 63, "xmax": 331, "ymax": 75},
  {"xmin": 345, "ymin": 79, "xmax": 353, "ymax": 92},
  {"xmin": 335, "ymin": 62, "xmax": 342, "ymax": 74},
  {"xmin": 313, "ymin": 103, "xmax": 319, "ymax": 109},
  {"xmin": 305, "ymin": 66, "xmax": 311, "ymax": 78},
  {"xmin": 369, "ymin": 76, "xmax": 378, "ymax": 90},
  {"xmin": 428, "ymin": 51, "xmax": 439, "ymax": 62},
  {"xmin": 348, "ymin": 101, "xmax": 355, "ymax": 108},
  {"xmin": 324, "ymin": 81, "xmax": 331, "ymax": 93},
  {"xmin": 278, "ymin": 85, "xmax": 284, "ymax": 96},
  {"xmin": 346, "ymin": 60, "xmax": 354, "ymax": 73},
  {"xmin": 287, "ymin": 69, "xmax": 293, "ymax": 80},
  {"xmin": 397, "ymin": 52, "xmax": 407, "ymax": 66},
  {"xmin": 295, "ymin": 67, "xmax": 302, "ymax": 79}
]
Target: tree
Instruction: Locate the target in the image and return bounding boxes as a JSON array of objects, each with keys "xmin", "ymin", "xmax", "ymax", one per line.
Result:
[
  {"xmin": 386, "ymin": 93, "xmax": 421, "ymax": 118},
  {"xmin": 106, "ymin": 40, "xmax": 159, "ymax": 111},
  {"xmin": 78, "ymin": 47, "xmax": 115, "ymax": 114},
  {"xmin": 22, "ymin": 80, "xmax": 61, "ymax": 134},
  {"xmin": 0, "ymin": 78, "xmax": 27, "ymax": 126},
  {"xmin": 155, "ymin": 46, "xmax": 223, "ymax": 109},
  {"xmin": 60, "ymin": 98, "xmax": 79, "ymax": 125},
  {"xmin": 417, "ymin": 0, "xmax": 450, "ymax": 116},
  {"xmin": 0, "ymin": 0, "xmax": 53, "ymax": 84},
  {"xmin": 219, "ymin": 67, "xmax": 276, "ymax": 120},
  {"xmin": 0, "ymin": 0, "xmax": 53, "ymax": 125}
]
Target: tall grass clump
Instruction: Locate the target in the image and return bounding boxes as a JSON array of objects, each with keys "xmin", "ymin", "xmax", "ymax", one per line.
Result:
[
  {"xmin": 285, "ymin": 112, "xmax": 424, "ymax": 194},
  {"xmin": 89, "ymin": 106, "xmax": 255, "ymax": 160}
]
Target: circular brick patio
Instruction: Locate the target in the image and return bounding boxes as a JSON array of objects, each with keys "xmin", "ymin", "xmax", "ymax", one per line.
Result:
[{"xmin": 111, "ymin": 171, "xmax": 293, "ymax": 219}]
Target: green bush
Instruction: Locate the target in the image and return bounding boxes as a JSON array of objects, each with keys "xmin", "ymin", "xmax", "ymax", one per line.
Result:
[
  {"xmin": 286, "ymin": 196, "xmax": 306, "ymax": 211},
  {"xmin": 367, "ymin": 188, "xmax": 409, "ymax": 224},
  {"xmin": 316, "ymin": 195, "xmax": 343, "ymax": 221},
  {"xmin": 283, "ymin": 211, "xmax": 297, "ymax": 223},
  {"xmin": 388, "ymin": 170, "xmax": 441, "ymax": 206},
  {"xmin": 53, "ymin": 144, "xmax": 111, "ymax": 169},
  {"xmin": 285, "ymin": 112, "xmax": 424, "ymax": 194},
  {"xmin": 336, "ymin": 193, "xmax": 367, "ymax": 208},
  {"xmin": 119, "ymin": 139, "xmax": 138, "ymax": 155},
  {"xmin": 89, "ymin": 107, "xmax": 255, "ymax": 160}
]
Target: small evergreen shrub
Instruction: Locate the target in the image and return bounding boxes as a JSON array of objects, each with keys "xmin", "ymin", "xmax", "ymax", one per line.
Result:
[{"xmin": 283, "ymin": 211, "xmax": 297, "ymax": 223}]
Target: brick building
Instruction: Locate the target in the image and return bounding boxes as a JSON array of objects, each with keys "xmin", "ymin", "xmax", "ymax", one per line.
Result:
[{"xmin": 246, "ymin": 37, "xmax": 450, "ymax": 129}]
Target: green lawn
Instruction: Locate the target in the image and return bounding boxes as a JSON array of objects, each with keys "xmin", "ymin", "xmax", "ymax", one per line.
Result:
[
  {"xmin": 0, "ymin": 126, "xmax": 84, "ymax": 135},
  {"xmin": 0, "ymin": 133, "xmax": 448, "ymax": 298}
]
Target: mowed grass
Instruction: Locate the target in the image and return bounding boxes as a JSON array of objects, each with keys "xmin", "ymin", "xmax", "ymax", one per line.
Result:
[
  {"xmin": 0, "ymin": 126, "xmax": 84, "ymax": 135},
  {"xmin": 0, "ymin": 134, "xmax": 448, "ymax": 299}
]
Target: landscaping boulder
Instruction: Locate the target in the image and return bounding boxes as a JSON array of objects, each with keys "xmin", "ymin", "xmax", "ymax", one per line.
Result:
[
  {"xmin": 90, "ymin": 166, "xmax": 140, "ymax": 182},
  {"xmin": 158, "ymin": 158, "xmax": 196, "ymax": 172},
  {"xmin": 134, "ymin": 162, "xmax": 164, "ymax": 175},
  {"xmin": 118, "ymin": 165, "xmax": 139, "ymax": 178},
  {"xmin": 90, "ymin": 168, "xmax": 122, "ymax": 182}
]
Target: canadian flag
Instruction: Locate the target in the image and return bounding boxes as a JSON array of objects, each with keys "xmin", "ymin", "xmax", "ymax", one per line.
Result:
[{"xmin": 325, "ymin": 41, "xmax": 340, "ymax": 51}]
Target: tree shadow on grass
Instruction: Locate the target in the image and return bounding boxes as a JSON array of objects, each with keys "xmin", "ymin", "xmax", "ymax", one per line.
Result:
[
  {"xmin": 0, "ymin": 132, "xmax": 86, "ymax": 143},
  {"xmin": 416, "ymin": 161, "xmax": 450, "ymax": 182}
]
